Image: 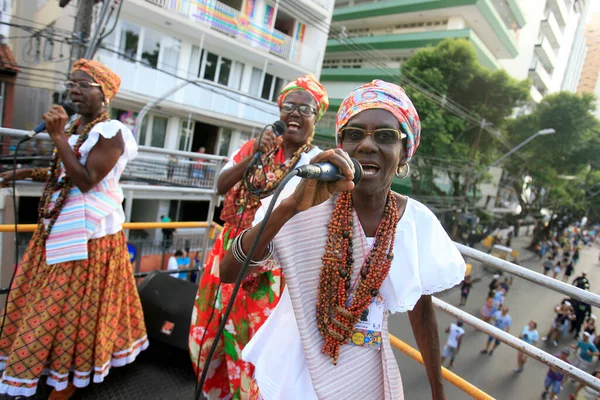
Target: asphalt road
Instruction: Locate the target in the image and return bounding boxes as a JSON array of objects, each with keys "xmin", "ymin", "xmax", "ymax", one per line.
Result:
[{"xmin": 389, "ymin": 235, "xmax": 600, "ymax": 399}]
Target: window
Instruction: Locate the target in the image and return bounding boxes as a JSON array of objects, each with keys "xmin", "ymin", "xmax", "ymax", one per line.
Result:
[
  {"xmin": 217, "ymin": 57, "xmax": 232, "ymax": 86},
  {"xmin": 261, "ymin": 73, "xmax": 273, "ymax": 100},
  {"xmin": 141, "ymin": 29, "xmax": 161, "ymax": 68},
  {"xmin": 43, "ymin": 38, "xmax": 54, "ymax": 61},
  {"xmin": 151, "ymin": 116, "xmax": 168, "ymax": 147},
  {"xmin": 217, "ymin": 128, "xmax": 233, "ymax": 157},
  {"xmin": 248, "ymin": 67, "xmax": 262, "ymax": 96},
  {"xmin": 260, "ymin": 74, "xmax": 285, "ymax": 102},
  {"xmin": 178, "ymin": 119, "xmax": 194, "ymax": 151},
  {"xmin": 159, "ymin": 36, "xmax": 181, "ymax": 74},
  {"xmin": 229, "ymin": 61, "xmax": 244, "ymax": 90},
  {"xmin": 188, "ymin": 46, "xmax": 201, "ymax": 78},
  {"xmin": 119, "ymin": 22, "xmax": 140, "ymax": 61},
  {"xmin": 203, "ymin": 51, "xmax": 218, "ymax": 81}
]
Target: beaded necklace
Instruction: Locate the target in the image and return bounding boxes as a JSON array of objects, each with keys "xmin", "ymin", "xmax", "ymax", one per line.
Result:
[
  {"xmin": 235, "ymin": 136, "xmax": 313, "ymax": 212},
  {"xmin": 38, "ymin": 112, "xmax": 110, "ymax": 240},
  {"xmin": 316, "ymin": 190, "xmax": 399, "ymax": 364}
]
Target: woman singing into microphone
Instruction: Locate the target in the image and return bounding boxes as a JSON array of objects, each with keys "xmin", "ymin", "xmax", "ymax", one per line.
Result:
[
  {"xmin": 221, "ymin": 80, "xmax": 466, "ymax": 399},
  {"xmin": 189, "ymin": 75, "xmax": 328, "ymax": 400},
  {"xmin": 0, "ymin": 59, "xmax": 147, "ymax": 399}
]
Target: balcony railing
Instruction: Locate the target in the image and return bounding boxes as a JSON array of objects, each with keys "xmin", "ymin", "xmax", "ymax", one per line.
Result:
[
  {"xmin": 529, "ymin": 59, "xmax": 552, "ymax": 93},
  {"xmin": 541, "ymin": 11, "xmax": 563, "ymax": 49},
  {"xmin": 143, "ymin": 0, "xmax": 319, "ymax": 72}
]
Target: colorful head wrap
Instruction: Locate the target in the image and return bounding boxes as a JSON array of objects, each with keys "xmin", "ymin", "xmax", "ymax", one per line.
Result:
[
  {"xmin": 278, "ymin": 74, "xmax": 329, "ymax": 121},
  {"xmin": 72, "ymin": 59, "xmax": 121, "ymax": 102},
  {"xmin": 336, "ymin": 80, "xmax": 421, "ymax": 163}
]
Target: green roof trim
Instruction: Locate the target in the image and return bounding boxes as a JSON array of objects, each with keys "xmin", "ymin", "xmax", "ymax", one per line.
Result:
[
  {"xmin": 333, "ymin": 0, "xmax": 477, "ymax": 21},
  {"xmin": 324, "ymin": 29, "xmax": 500, "ymax": 71},
  {"xmin": 507, "ymin": 0, "xmax": 526, "ymax": 28},
  {"xmin": 332, "ymin": 0, "xmax": 517, "ymax": 58}
]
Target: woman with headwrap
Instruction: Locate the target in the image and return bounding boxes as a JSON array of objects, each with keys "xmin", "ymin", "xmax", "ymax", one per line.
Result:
[
  {"xmin": 220, "ymin": 80, "xmax": 466, "ymax": 399},
  {"xmin": 0, "ymin": 59, "xmax": 147, "ymax": 399},
  {"xmin": 189, "ymin": 74, "xmax": 328, "ymax": 400}
]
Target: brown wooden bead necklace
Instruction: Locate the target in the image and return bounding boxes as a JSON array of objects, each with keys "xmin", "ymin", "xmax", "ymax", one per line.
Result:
[
  {"xmin": 37, "ymin": 112, "xmax": 110, "ymax": 240},
  {"xmin": 316, "ymin": 190, "xmax": 399, "ymax": 364}
]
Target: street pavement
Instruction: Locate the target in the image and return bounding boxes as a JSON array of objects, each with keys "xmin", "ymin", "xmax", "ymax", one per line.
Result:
[{"xmin": 389, "ymin": 234, "xmax": 600, "ymax": 399}]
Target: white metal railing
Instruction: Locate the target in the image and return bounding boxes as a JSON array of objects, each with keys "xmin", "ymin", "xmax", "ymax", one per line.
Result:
[
  {"xmin": 143, "ymin": 0, "xmax": 319, "ymax": 71},
  {"xmin": 448, "ymin": 242, "xmax": 600, "ymax": 392},
  {"xmin": 0, "ymin": 127, "xmax": 228, "ymax": 191}
]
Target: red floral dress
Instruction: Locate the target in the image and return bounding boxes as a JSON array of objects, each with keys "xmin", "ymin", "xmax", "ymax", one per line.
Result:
[{"xmin": 189, "ymin": 140, "xmax": 285, "ymax": 400}]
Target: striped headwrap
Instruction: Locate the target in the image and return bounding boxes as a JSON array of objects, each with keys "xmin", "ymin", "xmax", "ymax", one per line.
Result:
[
  {"xmin": 278, "ymin": 74, "xmax": 329, "ymax": 121},
  {"xmin": 336, "ymin": 80, "xmax": 421, "ymax": 163},
  {"xmin": 72, "ymin": 59, "xmax": 121, "ymax": 102}
]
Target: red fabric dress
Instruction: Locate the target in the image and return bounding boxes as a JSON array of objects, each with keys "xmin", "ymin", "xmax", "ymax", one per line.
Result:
[{"xmin": 189, "ymin": 140, "xmax": 285, "ymax": 400}]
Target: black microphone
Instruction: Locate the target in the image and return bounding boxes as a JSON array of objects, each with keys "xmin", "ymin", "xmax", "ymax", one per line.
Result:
[
  {"xmin": 295, "ymin": 158, "xmax": 363, "ymax": 185},
  {"xmin": 19, "ymin": 102, "xmax": 76, "ymax": 144},
  {"xmin": 272, "ymin": 120, "xmax": 286, "ymax": 137}
]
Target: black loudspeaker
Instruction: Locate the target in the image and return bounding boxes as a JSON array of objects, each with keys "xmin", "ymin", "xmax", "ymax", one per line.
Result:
[{"xmin": 138, "ymin": 271, "xmax": 198, "ymax": 351}]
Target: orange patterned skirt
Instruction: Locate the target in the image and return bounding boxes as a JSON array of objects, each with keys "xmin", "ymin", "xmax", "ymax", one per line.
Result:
[{"xmin": 0, "ymin": 228, "xmax": 148, "ymax": 397}]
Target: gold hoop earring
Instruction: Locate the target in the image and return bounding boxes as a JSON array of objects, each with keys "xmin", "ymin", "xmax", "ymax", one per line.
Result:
[{"xmin": 396, "ymin": 163, "xmax": 410, "ymax": 179}]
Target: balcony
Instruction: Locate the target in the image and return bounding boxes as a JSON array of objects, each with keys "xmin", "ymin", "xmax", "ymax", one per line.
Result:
[
  {"xmin": 140, "ymin": 0, "xmax": 319, "ymax": 73},
  {"xmin": 529, "ymin": 60, "xmax": 552, "ymax": 94},
  {"xmin": 530, "ymin": 86, "xmax": 543, "ymax": 103},
  {"xmin": 534, "ymin": 37, "xmax": 557, "ymax": 73},
  {"xmin": 541, "ymin": 12, "xmax": 563, "ymax": 49},
  {"xmin": 491, "ymin": 0, "xmax": 526, "ymax": 29},
  {"xmin": 546, "ymin": 0, "xmax": 569, "ymax": 27},
  {"xmin": 98, "ymin": 56, "xmax": 280, "ymax": 127}
]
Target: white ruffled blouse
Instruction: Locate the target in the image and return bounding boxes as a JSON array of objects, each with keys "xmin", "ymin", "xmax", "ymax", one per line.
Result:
[{"xmin": 242, "ymin": 196, "xmax": 466, "ymax": 399}]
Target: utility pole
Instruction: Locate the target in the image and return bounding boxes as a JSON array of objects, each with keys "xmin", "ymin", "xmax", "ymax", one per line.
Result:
[
  {"xmin": 451, "ymin": 118, "xmax": 486, "ymax": 240},
  {"xmin": 71, "ymin": 0, "xmax": 95, "ymax": 61}
]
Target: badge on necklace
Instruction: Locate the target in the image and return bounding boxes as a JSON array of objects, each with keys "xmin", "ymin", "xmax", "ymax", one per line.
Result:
[{"xmin": 347, "ymin": 294, "xmax": 385, "ymax": 350}]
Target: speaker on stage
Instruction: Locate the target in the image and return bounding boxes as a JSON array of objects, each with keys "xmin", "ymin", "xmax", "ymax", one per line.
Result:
[{"xmin": 138, "ymin": 271, "xmax": 198, "ymax": 351}]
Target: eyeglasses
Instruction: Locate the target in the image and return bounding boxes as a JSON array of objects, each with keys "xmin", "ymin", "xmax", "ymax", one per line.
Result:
[
  {"xmin": 280, "ymin": 102, "xmax": 316, "ymax": 117},
  {"xmin": 339, "ymin": 127, "xmax": 407, "ymax": 145},
  {"xmin": 64, "ymin": 80, "xmax": 102, "ymax": 90}
]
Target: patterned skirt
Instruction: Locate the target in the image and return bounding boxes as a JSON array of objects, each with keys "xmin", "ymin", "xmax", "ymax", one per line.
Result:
[
  {"xmin": 0, "ymin": 228, "xmax": 148, "ymax": 397},
  {"xmin": 189, "ymin": 226, "xmax": 283, "ymax": 400}
]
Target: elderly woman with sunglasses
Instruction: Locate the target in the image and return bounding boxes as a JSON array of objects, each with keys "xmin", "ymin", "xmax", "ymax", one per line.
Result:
[
  {"xmin": 220, "ymin": 80, "xmax": 466, "ymax": 399},
  {"xmin": 189, "ymin": 75, "xmax": 329, "ymax": 400}
]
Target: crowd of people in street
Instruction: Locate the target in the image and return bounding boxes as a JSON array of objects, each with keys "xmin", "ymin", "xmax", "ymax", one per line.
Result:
[{"xmin": 449, "ymin": 226, "xmax": 600, "ymax": 400}]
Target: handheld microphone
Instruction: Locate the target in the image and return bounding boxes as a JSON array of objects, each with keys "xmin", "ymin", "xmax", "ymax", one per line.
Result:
[
  {"xmin": 295, "ymin": 158, "xmax": 363, "ymax": 185},
  {"xmin": 272, "ymin": 120, "xmax": 286, "ymax": 137},
  {"xmin": 20, "ymin": 102, "xmax": 76, "ymax": 143}
]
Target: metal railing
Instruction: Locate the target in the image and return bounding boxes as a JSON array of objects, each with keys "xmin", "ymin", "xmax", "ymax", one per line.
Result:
[
  {"xmin": 0, "ymin": 219, "xmax": 598, "ymax": 395},
  {"xmin": 0, "ymin": 128, "xmax": 228, "ymax": 190}
]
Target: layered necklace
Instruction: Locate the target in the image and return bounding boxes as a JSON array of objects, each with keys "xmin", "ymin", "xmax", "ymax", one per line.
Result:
[
  {"xmin": 316, "ymin": 190, "xmax": 399, "ymax": 364},
  {"xmin": 236, "ymin": 137, "xmax": 313, "ymax": 212},
  {"xmin": 38, "ymin": 112, "xmax": 110, "ymax": 239}
]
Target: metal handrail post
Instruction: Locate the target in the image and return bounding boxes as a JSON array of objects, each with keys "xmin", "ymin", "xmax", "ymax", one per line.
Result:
[
  {"xmin": 455, "ymin": 242, "xmax": 600, "ymax": 308},
  {"xmin": 432, "ymin": 297, "xmax": 600, "ymax": 391}
]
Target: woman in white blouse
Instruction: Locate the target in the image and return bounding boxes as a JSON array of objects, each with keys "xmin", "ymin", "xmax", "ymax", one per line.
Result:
[{"xmin": 220, "ymin": 80, "xmax": 465, "ymax": 399}]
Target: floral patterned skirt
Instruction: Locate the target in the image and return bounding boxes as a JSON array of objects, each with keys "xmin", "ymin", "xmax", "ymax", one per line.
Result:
[
  {"xmin": 0, "ymin": 228, "xmax": 148, "ymax": 397},
  {"xmin": 189, "ymin": 227, "xmax": 283, "ymax": 400}
]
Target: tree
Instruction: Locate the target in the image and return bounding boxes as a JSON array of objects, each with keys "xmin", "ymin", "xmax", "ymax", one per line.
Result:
[
  {"xmin": 503, "ymin": 92, "xmax": 600, "ymax": 217},
  {"xmin": 400, "ymin": 39, "xmax": 530, "ymax": 200}
]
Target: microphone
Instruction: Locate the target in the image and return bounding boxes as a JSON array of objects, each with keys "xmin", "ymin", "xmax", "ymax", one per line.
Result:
[
  {"xmin": 272, "ymin": 120, "xmax": 286, "ymax": 137},
  {"xmin": 20, "ymin": 102, "xmax": 76, "ymax": 143},
  {"xmin": 295, "ymin": 158, "xmax": 363, "ymax": 185}
]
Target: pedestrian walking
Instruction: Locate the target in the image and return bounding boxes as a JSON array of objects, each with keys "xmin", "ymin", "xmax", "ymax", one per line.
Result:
[
  {"xmin": 570, "ymin": 332, "xmax": 599, "ymax": 373},
  {"xmin": 563, "ymin": 261, "xmax": 575, "ymax": 282},
  {"xmin": 552, "ymin": 260, "xmax": 563, "ymax": 279},
  {"xmin": 459, "ymin": 275, "xmax": 472, "ymax": 306},
  {"xmin": 542, "ymin": 301, "xmax": 575, "ymax": 347},
  {"xmin": 541, "ymin": 348, "xmax": 570, "ymax": 400},
  {"xmin": 572, "ymin": 248, "xmax": 580, "ymax": 265},
  {"xmin": 489, "ymin": 274, "xmax": 500, "ymax": 295},
  {"xmin": 570, "ymin": 298, "xmax": 592, "ymax": 339},
  {"xmin": 441, "ymin": 321, "xmax": 465, "ymax": 369},
  {"xmin": 481, "ymin": 307, "xmax": 512, "ymax": 356},
  {"xmin": 573, "ymin": 273, "xmax": 590, "ymax": 290},
  {"xmin": 579, "ymin": 317, "xmax": 596, "ymax": 342},
  {"xmin": 499, "ymin": 277, "xmax": 511, "ymax": 294},
  {"xmin": 515, "ymin": 320, "xmax": 539, "ymax": 373},
  {"xmin": 480, "ymin": 296, "xmax": 497, "ymax": 323},
  {"xmin": 543, "ymin": 259, "xmax": 554, "ymax": 276},
  {"xmin": 493, "ymin": 287, "xmax": 506, "ymax": 310}
]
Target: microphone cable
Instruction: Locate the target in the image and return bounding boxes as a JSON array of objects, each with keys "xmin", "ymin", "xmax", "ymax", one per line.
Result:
[{"xmin": 195, "ymin": 170, "xmax": 299, "ymax": 400}]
